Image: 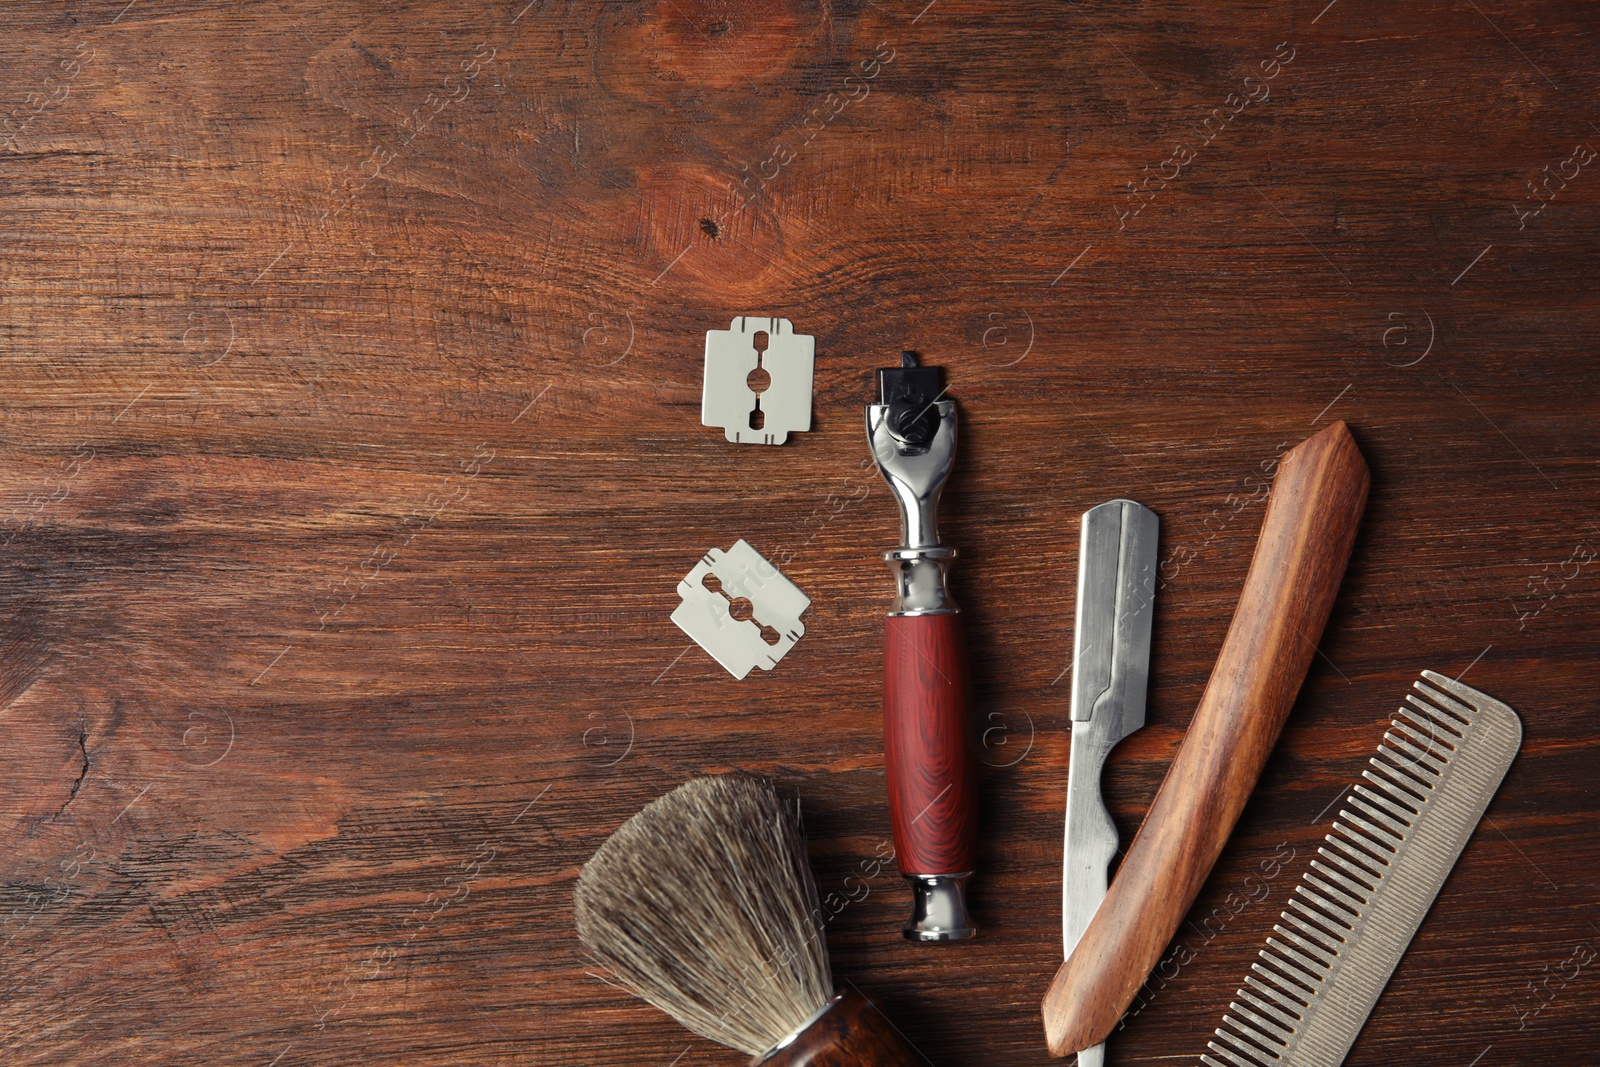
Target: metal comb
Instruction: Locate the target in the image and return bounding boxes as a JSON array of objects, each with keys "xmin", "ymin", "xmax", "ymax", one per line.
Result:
[{"xmin": 1200, "ymin": 670, "xmax": 1522, "ymax": 1067}]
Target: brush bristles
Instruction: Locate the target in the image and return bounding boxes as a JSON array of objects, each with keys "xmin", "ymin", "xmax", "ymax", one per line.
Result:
[{"xmin": 574, "ymin": 777, "xmax": 834, "ymax": 1056}]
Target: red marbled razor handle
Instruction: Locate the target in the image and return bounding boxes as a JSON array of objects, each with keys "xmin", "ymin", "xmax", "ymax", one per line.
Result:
[{"xmin": 884, "ymin": 613, "xmax": 978, "ymax": 880}]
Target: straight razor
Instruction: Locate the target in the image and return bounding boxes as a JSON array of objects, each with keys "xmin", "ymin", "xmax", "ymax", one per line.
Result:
[{"xmin": 1061, "ymin": 499, "xmax": 1159, "ymax": 1067}]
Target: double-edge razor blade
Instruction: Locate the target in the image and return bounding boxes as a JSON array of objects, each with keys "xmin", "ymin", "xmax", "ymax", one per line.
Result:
[
  {"xmin": 671, "ymin": 540, "xmax": 809, "ymax": 680},
  {"xmin": 703, "ymin": 317, "xmax": 814, "ymax": 446}
]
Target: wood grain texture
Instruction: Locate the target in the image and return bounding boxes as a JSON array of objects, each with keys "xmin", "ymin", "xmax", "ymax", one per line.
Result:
[
  {"xmin": 755, "ymin": 990, "xmax": 923, "ymax": 1067},
  {"xmin": 2, "ymin": 0, "xmax": 1599, "ymax": 1064},
  {"xmin": 1042, "ymin": 421, "xmax": 1370, "ymax": 1055},
  {"xmin": 883, "ymin": 612, "xmax": 977, "ymax": 876}
]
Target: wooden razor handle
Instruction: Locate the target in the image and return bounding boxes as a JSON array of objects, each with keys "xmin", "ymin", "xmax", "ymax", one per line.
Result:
[
  {"xmin": 754, "ymin": 989, "xmax": 926, "ymax": 1067},
  {"xmin": 1041, "ymin": 421, "xmax": 1369, "ymax": 1057},
  {"xmin": 884, "ymin": 612, "xmax": 978, "ymax": 878}
]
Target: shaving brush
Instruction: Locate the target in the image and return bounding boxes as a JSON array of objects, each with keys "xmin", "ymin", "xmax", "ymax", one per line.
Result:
[{"xmin": 575, "ymin": 776, "xmax": 927, "ymax": 1065}]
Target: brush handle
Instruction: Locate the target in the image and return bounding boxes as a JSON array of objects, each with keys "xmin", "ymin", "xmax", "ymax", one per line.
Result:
[
  {"xmin": 884, "ymin": 612, "xmax": 978, "ymax": 878},
  {"xmin": 1041, "ymin": 421, "xmax": 1369, "ymax": 1057},
  {"xmin": 754, "ymin": 990, "xmax": 926, "ymax": 1067}
]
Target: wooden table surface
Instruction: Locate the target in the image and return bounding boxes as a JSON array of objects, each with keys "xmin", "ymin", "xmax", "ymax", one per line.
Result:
[{"xmin": 2, "ymin": 1, "xmax": 1597, "ymax": 1064}]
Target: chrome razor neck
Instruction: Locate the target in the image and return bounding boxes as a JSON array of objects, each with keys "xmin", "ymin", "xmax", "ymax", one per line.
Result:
[{"xmin": 884, "ymin": 546, "xmax": 958, "ymax": 615}]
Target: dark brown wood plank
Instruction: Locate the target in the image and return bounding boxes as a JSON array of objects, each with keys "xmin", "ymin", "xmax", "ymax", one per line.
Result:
[{"xmin": 1, "ymin": 0, "xmax": 1597, "ymax": 1064}]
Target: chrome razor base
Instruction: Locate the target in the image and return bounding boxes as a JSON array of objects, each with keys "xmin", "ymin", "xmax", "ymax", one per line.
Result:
[{"xmin": 903, "ymin": 873, "xmax": 976, "ymax": 941}]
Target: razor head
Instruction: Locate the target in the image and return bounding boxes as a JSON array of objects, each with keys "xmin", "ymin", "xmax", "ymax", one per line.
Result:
[
  {"xmin": 875, "ymin": 351, "xmax": 946, "ymax": 451},
  {"xmin": 866, "ymin": 352, "xmax": 958, "ymax": 551}
]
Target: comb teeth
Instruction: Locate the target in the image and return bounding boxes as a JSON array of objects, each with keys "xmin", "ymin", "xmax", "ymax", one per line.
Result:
[{"xmin": 1198, "ymin": 671, "xmax": 1521, "ymax": 1067}]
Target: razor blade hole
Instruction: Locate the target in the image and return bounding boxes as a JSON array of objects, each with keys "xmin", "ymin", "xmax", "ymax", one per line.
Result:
[
  {"xmin": 701, "ymin": 577, "xmax": 780, "ymax": 644},
  {"xmin": 727, "ymin": 598, "xmax": 780, "ymax": 644}
]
